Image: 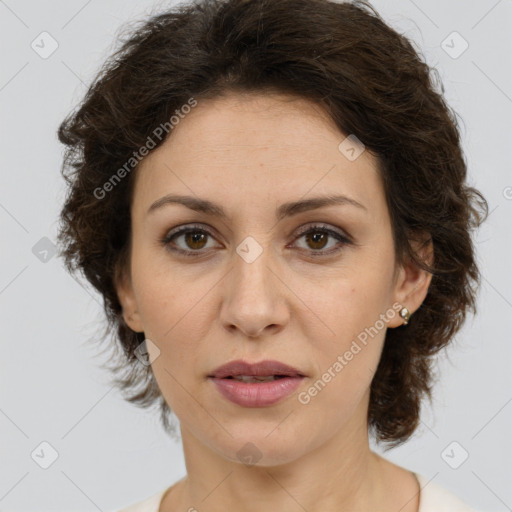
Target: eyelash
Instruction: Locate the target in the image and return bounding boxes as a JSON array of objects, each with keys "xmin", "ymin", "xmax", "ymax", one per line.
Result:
[{"xmin": 160, "ymin": 223, "xmax": 353, "ymax": 258}]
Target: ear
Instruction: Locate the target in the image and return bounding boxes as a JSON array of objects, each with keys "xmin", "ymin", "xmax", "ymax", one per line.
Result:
[
  {"xmin": 114, "ymin": 260, "xmax": 144, "ymax": 333},
  {"xmin": 387, "ymin": 232, "xmax": 434, "ymax": 328}
]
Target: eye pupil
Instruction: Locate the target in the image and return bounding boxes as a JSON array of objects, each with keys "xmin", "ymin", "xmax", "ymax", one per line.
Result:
[
  {"xmin": 306, "ymin": 231, "xmax": 328, "ymax": 250},
  {"xmin": 186, "ymin": 231, "xmax": 207, "ymax": 249}
]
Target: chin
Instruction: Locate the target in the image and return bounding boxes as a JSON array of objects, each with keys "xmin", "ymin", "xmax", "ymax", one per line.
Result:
[{"xmin": 213, "ymin": 428, "xmax": 310, "ymax": 468}]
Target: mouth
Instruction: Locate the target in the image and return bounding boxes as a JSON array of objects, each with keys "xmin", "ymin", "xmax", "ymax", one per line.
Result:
[
  {"xmin": 208, "ymin": 359, "xmax": 306, "ymax": 380},
  {"xmin": 207, "ymin": 359, "xmax": 306, "ymax": 407},
  {"xmin": 221, "ymin": 375, "xmax": 291, "ymax": 383}
]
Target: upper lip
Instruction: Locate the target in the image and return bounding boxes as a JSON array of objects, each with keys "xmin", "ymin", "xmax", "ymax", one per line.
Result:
[{"xmin": 208, "ymin": 359, "xmax": 306, "ymax": 378}]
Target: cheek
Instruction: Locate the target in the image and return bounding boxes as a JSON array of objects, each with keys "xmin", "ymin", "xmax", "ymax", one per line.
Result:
[
  {"xmin": 298, "ymin": 321, "xmax": 385, "ymax": 429},
  {"xmin": 131, "ymin": 260, "xmax": 216, "ymax": 373},
  {"xmin": 131, "ymin": 250, "xmax": 194, "ymax": 335},
  {"xmin": 298, "ymin": 257, "xmax": 393, "ymax": 400},
  {"xmin": 301, "ymin": 254, "xmax": 394, "ymax": 338}
]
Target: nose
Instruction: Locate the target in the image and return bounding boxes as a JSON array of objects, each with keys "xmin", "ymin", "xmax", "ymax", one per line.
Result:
[{"xmin": 220, "ymin": 241, "xmax": 290, "ymax": 339}]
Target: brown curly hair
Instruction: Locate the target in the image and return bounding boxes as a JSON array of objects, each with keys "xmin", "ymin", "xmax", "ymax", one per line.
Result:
[{"xmin": 56, "ymin": 0, "xmax": 489, "ymax": 447}]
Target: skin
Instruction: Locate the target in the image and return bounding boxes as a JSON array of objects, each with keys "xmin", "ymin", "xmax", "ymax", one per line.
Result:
[{"xmin": 116, "ymin": 91, "xmax": 433, "ymax": 512}]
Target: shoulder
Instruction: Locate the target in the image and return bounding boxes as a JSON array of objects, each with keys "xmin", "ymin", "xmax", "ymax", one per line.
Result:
[
  {"xmin": 111, "ymin": 488, "xmax": 168, "ymax": 512},
  {"xmin": 415, "ymin": 473, "xmax": 479, "ymax": 512}
]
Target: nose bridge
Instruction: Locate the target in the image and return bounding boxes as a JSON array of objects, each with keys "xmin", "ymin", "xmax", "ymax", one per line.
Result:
[
  {"xmin": 221, "ymin": 235, "xmax": 287, "ymax": 337},
  {"xmin": 234, "ymin": 236, "xmax": 274, "ymax": 299}
]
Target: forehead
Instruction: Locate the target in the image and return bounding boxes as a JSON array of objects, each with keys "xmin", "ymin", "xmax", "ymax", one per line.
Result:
[
  {"xmin": 162, "ymin": 91, "xmax": 346, "ymax": 157},
  {"xmin": 133, "ymin": 92, "xmax": 385, "ymax": 224}
]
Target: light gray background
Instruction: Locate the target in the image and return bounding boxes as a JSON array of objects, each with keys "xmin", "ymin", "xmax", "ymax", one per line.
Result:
[{"xmin": 1, "ymin": 0, "xmax": 511, "ymax": 511}]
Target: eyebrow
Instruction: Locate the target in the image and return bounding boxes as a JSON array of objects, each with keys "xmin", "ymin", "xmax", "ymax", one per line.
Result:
[{"xmin": 147, "ymin": 193, "xmax": 367, "ymax": 220}]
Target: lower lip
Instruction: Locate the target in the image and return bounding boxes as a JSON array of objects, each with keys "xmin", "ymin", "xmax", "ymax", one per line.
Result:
[{"xmin": 209, "ymin": 377, "xmax": 304, "ymax": 407}]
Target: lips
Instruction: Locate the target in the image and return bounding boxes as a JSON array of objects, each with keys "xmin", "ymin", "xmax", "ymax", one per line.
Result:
[
  {"xmin": 208, "ymin": 359, "xmax": 306, "ymax": 379},
  {"xmin": 208, "ymin": 359, "xmax": 306, "ymax": 407}
]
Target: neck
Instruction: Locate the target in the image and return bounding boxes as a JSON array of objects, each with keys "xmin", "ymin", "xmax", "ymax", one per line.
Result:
[{"xmin": 166, "ymin": 407, "xmax": 400, "ymax": 511}]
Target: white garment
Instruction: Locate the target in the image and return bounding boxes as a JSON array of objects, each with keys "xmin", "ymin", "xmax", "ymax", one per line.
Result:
[{"xmin": 114, "ymin": 472, "xmax": 479, "ymax": 512}]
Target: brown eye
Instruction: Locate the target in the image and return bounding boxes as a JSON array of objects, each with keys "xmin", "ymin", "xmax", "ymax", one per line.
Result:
[
  {"xmin": 293, "ymin": 224, "xmax": 352, "ymax": 256},
  {"xmin": 304, "ymin": 231, "xmax": 329, "ymax": 250},
  {"xmin": 161, "ymin": 223, "xmax": 352, "ymax": 258},
  {"xmin": 161, "ymin": 224, "xmax": 219, "ymax": 256},
  {"xmin": 183, "ymin": 231, "xmax": 208, "ymax": 250}
]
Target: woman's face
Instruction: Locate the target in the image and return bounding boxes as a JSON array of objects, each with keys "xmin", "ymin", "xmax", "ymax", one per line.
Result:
[{"xmin": 117, "ymin": 91, "xmax": 430, "ymax": 466}]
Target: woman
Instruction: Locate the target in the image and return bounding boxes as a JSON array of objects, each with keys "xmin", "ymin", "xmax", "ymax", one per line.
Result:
[{"xmin": 56, "ymin": 0, "xmax": 488, "ymax": 510}]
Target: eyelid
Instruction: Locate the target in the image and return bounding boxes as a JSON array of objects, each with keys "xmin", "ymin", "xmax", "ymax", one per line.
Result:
[
  {"xmin": 164, "ymin": 222, "xmax": 219, "ymax": 240},
  {"xmin": 164, "ymin": 221, "xmax": 351, "ymax": 240},
  {"xmin": 293, "ymin": 223, "xmax": 354, "ymax": 244}
]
